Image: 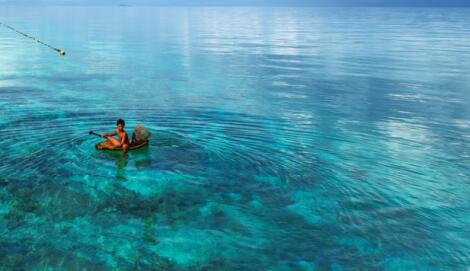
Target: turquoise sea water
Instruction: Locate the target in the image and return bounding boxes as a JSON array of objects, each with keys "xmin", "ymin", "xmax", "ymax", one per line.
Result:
[{"xmin": 1, "ymin": 6, "xmax": 469, "ymax": 270}]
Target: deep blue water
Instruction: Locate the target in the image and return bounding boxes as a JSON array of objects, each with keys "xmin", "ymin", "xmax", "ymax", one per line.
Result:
[{"xmin": 0, "ymin": 6, "xmax": 469, "ymax": 270}]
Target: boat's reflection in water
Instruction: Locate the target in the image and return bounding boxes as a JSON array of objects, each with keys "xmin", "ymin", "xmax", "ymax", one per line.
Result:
[
  {"xmin": 115, "ymin": 156, "xmax": 128, "ymax": 180},
  {"xmin": 100, "ymin": 145, "xmax": 152, "ymax": 180},
  {"xmin": 133, "ymin": 145, "xmax": 152, "ymax": 169}
]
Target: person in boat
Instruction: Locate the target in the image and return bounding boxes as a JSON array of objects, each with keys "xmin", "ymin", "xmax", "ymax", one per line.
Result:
[{"xmin": 100, "ymin": 119, "xmax": 129, "ymax": 153}]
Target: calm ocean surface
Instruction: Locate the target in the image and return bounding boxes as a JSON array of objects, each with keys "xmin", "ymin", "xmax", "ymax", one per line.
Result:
[{"xmin": 0, "ymin": 6, "xmax": 469, "ymax": 270}]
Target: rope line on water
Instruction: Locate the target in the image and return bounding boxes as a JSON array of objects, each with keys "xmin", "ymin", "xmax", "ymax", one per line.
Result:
[{"xmin": 0, "ymin": 21, "xmax": 66, "ymax": 56}]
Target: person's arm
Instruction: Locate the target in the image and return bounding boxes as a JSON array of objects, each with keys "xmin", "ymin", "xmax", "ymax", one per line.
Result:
[
  {"xmin": 120, "ymin": 132, "xmax": 128, "ymax": 145},
  {"xmin": 100, "ymin": 130, "xmax": 117, "ymax": 137}
]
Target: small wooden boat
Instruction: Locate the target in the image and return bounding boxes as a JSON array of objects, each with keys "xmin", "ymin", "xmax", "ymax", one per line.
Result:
[{"xmin": 95, "ymin": 140, "xmax": 148, "ymax": 151}]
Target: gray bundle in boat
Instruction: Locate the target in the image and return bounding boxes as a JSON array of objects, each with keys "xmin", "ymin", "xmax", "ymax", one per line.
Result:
[{"xmin": 132, "ymin": 124, "xmax": 151, "ymax": 142}]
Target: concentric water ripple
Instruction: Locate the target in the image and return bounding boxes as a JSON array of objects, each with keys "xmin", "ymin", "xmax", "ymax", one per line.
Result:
[{"xmin": 1, "ymin": 6, "xmax": 470, "ymax": 270}]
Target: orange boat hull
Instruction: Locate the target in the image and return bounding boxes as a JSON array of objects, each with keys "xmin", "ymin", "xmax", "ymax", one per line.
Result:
[{"xmin": 95, "ymin": 140, "xmax": 148, "ymax": 151}]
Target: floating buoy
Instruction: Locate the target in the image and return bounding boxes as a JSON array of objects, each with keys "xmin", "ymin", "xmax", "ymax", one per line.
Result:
[{"xmin": 0, "ymin": 21, "xmax": 66, "ymax": 56}]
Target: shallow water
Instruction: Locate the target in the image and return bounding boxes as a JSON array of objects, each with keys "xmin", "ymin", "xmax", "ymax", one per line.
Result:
[{"xmin": 1, "ymin": 6, "xmax": 469, "ymax": 270}]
